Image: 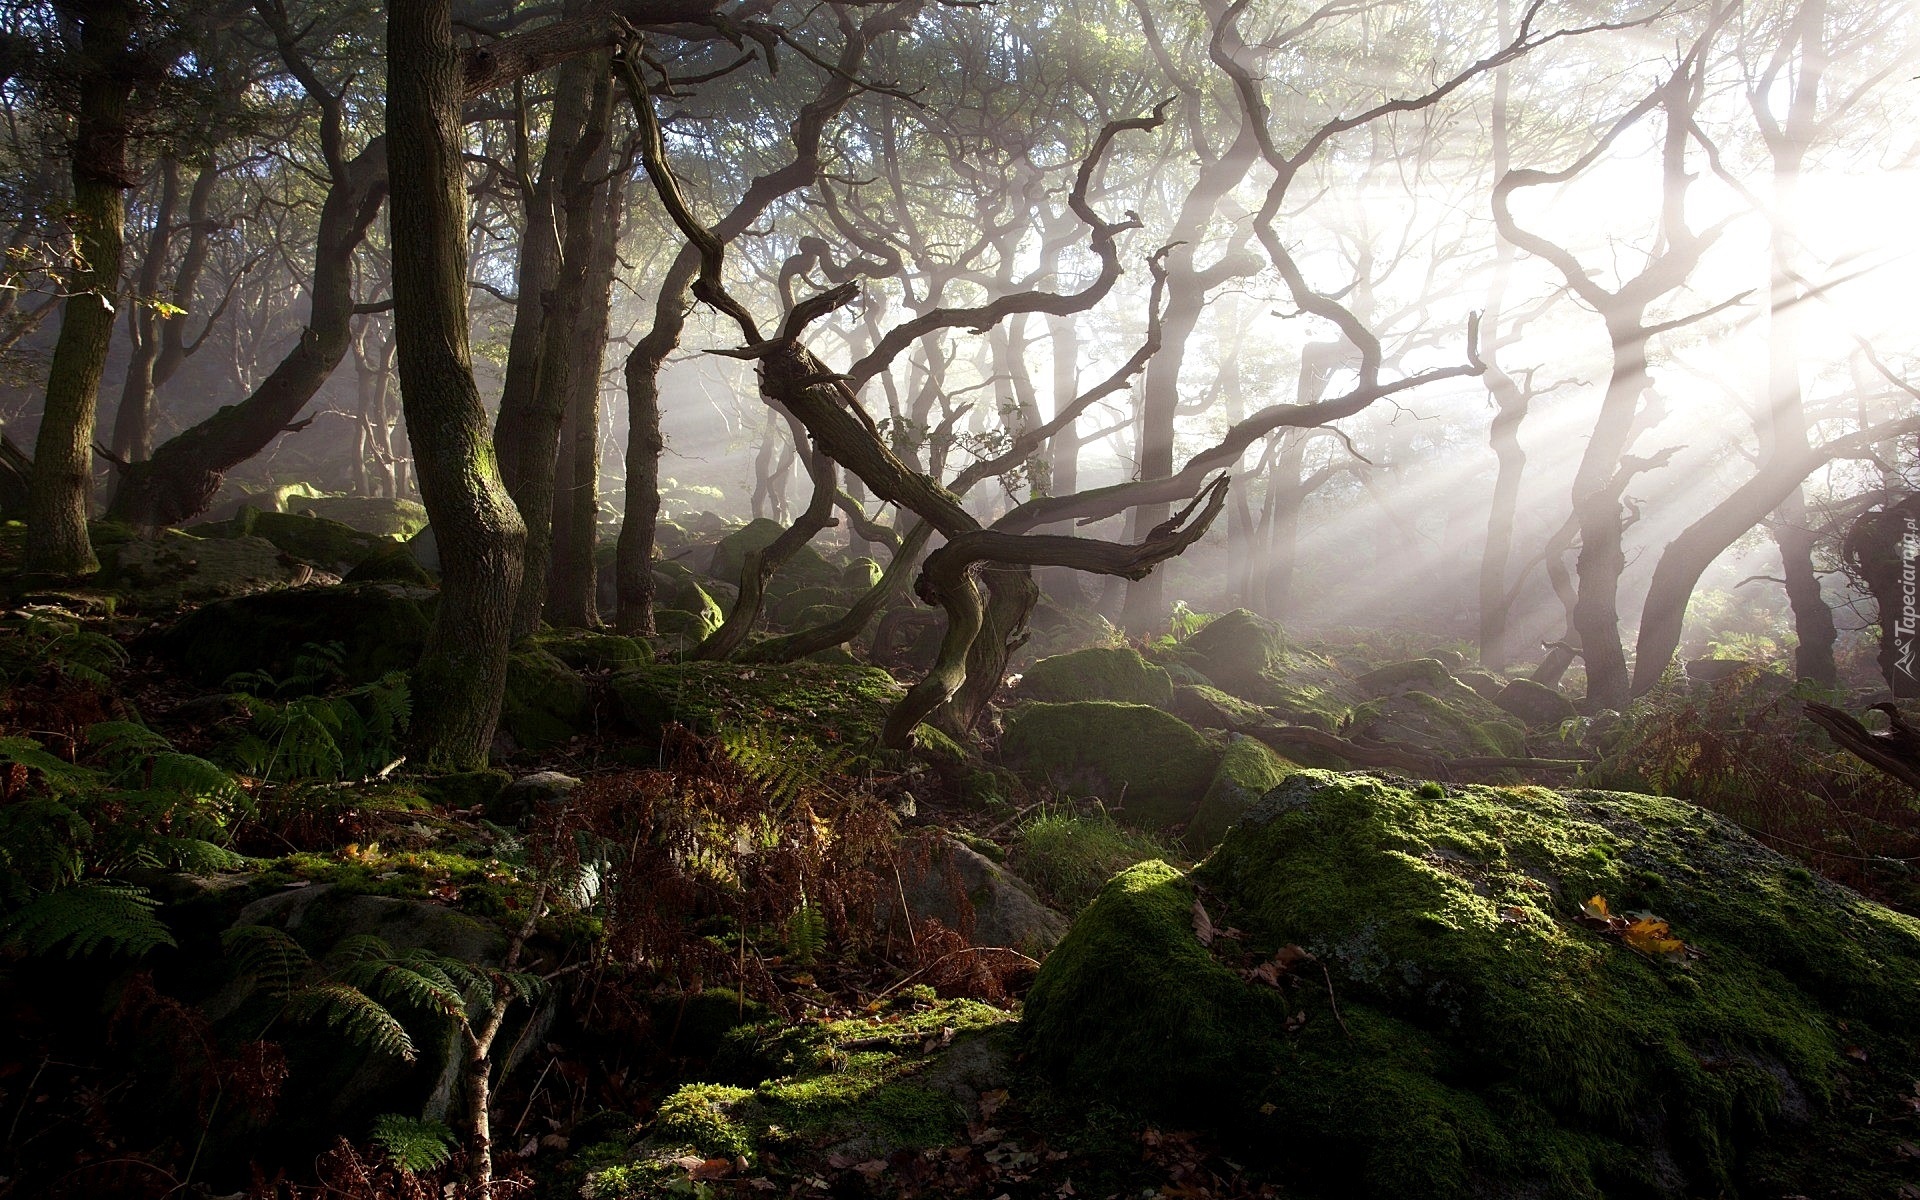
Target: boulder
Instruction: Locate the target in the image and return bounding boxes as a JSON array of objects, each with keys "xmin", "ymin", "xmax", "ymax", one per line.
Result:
[
  {"xmin": 233, "ymin": 881, "xmax": 504, "ymax": 964},
  {"xmin": 1175, "ymin": 609, "xmax": 1288, "ymax": 699},
  {"xmin": 154, "ymin": 582, "xmax": 431, "ymax": 685},
  {"xmin": 489, "ymin": 770, "xmax": 581, "ymax": 825},
  {"xmin": 889, "ymin": 835, "xmax": 1069, "ymax": 955},
  {"xmin": 1493, "ymin": 678, "xmax": 1578, "ymax": 728},
  {"xmin": 501, "ymin": 645, "xmax": 591, "ymax": 750},
  {"xmin": 227, "ymin": 508, "xmax": 387, "ymax": 572},
  {"xmin": 299, "ymin": 496, "xmax": 430, "ymax": 537},
  {"xmin": 1170, "ymin": 682, "xmax": 1270, "ymax": 731},
  {"xmin": 1024, "ymin": 771, "xmax": 1920, "ymax": 1198},
  {"xmin": 1348, "ymin": 689, "xmax": 1527, "ymax": 759},
  {"xmin": 100, "ymin": 530, "xmax": 302, "ymax": 609},
  {"xmin": 610, "ymin": 661, "xmax": 907, "ymax": 753},
  {"xmin": 1184, "ymin": 734, "xmax": 1293, "ymax": 851},
  {"xmin": 1018, "ymin": 645, "xmax": 1175, "ymax": 709},
  {"xmin": 705, "ymin": 517, "xmax": 835, "ymax": 584},
  {"xmin": 842, "ymin": 556, "xmax": 883, "ymax": 590},
  {"xmin": 530, "ymin": 629, "xmax": 652, "ymax": 672},
  {"xmin": 1457, "ymin": 668, "xmax": 1505, "ymax": 700},
  {"xmin": 999, "ymin": 701, "xmax": 1221, "ymax": 831},
  {"xmin": 1353, "ymin": 657, "xmax": 1455, "ymax": 698},
  {"xmin": 343, "ymin": 540, "xmax": 434, "ymax": 585}
]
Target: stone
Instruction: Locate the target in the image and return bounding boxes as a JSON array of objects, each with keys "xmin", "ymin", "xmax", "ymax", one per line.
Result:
[
  {"xmin": 1018, "ymin": 645, "xmax": 1176, "ymax": 709},
  {"xmin": 887, "ymin": 835, "xmax": 1069, "ymax": 955},
  {"xmin": 1184, "ymin": 734, "xmax": 1293, "ymax": 851},
  {"xmin": 299, "ymin": 496, "xmax": 430, "ymax": 537},
  {"xmin": 101, "ymin": 530, "xmax": 303, "ymax": 609},
  {"xmin": 1347, "ymin": 689, "xmax": 1528, "ymax": 759},
  {"xmin": 1024, "ymin": 771, "xmax": 1920, "ymax": 1198},
  {"xmin": 153, "ymin": 582, "xmax": 432, "ymax": 685},
  {"xmin": 704, "ymin": 517, "xmax": 835, "ymax": 584},
  {"xmin": 501, "ymin": 645, "xmax": 591, "ymax": 751},
  {"xmin": 489, "ymin": 770, "xmax": 580, "ymax": 825},
  {"xmin": 1493, "ymin": 677, "xmax": 1578, "ymax": 728},
  {"xmin": 999, "ymin": 701, "xmax": 1221, "ymax": 831}
]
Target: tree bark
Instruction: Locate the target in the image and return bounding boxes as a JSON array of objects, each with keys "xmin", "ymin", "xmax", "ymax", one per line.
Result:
[
  {"xmin": 25, "ymin": 0, "xmax": 142, "ymax": 575},
  {"xmin": 388, "ymin": 0, "xmax": 527, "ymax": 768}
]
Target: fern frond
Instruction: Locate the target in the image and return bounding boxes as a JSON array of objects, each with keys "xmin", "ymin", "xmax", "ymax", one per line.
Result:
[
  {"xmin": 370, "ymin": 1113, "xmax": 455, "ymax": 1173},
  {"xmin": 0, "ymin": 736, "xmax": 100, "ymax": 795},
  {"xmin": 3, "ymin": 881, "xmax": 175, "ymax": 957},
  {"xmin": 322, "ymin": 933, "xmax": 397, "ymax": 968},
  {"xmin": 785, "ymin": 900, "xmax": 827, "ymax": 966},
  {"xmin": 222, "ymin": 923, "xmax": 314, "ymax": 998},
  {"xmin": 286, "ymin": 983, "xmax": 416, "ymax": 1061},
  {"xmin": 85, "ymin": 720, "xmax": 172, "ymax": 760}
]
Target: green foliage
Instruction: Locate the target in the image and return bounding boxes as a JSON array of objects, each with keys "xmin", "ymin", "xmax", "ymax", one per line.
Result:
[
  {"xmin": 223, "ymin": 643, "xmax": 410, "ymax": 782},
  {"xmin": 370, "ymin": 1114, "xmax": 456, "ymax": 1173},
  {"xmin": 0, "ymin": 720, "xmax": 252, "ymax": 958},
  {"xmin": 0, "ymin": 611, "xmax": 126, "ymax": 688},
  {"xmin": 718, "ymin": 725, "xmax": 858, "ymax": 807},
  {"xmin": 784, "ymin": 897, "xmax": 827, "ymax": 965}
]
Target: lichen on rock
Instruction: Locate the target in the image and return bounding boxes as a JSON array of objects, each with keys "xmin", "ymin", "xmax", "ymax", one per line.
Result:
[{"xmin": 1019, "ymin": 645, "xmax": 1176, "ymax": 709}]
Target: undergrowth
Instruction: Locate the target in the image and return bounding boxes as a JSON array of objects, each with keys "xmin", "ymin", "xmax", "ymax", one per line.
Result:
[{"xmin": 1011, "ymin": 804, "xmax": 1180, "ymax": 912}]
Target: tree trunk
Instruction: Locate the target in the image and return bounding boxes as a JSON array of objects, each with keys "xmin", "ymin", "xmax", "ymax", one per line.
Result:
[
  {"xmin": 25, "ymin": 0, "xmax": 140, "ymax": 575},
  {"xmin": 108, "ymin": 158, "xmax": 179, "ymax": 464},
  {"xmin": 387, "ymin": 0, "xmax": 526, "ymax": 768},
  {"xmin": 497, "ymin": 55, "xmax": 609, "ymax": 639}
]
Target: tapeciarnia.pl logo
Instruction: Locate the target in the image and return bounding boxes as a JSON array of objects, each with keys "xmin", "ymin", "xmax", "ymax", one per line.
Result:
[{"xmin": 1898, "ymin": 515, "xmax": 1919, "ymax": 682}]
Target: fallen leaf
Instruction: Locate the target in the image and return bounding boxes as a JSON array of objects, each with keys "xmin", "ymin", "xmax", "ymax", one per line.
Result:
[
  {"xmin": 1258, "ymin": 1102, "xmax": 1277, "ymax": 1116},
  {"xmin": 1273, "ymin": 944, "xmax": 1314, "ymax": 969},
  {"xmin": 689, "ymin": 1157, "xmax": 734, "ymax": 1181},
  {"xmin": 1581, "ymin": 894, "xmax": 1610, "ymax": 919},
  {"xmin": 1623, "ymin": 917, "xmax": 1687, "ymax": 960},
  {"xmin": 852, "ymin": 1158, "xmax": 887, "ymax": 1178},
  {"xmin": 979, "ymin": 1088, "xmax": 1008, "ymax": 1120},
  {"xmin": 1845, "ymin": 1045, "xmax": 1869, "ymax": 1062},
  {"xmin": 1499, "ymin": 905, "xmax": 1529, "ymax": 923},
  {"xmin": 1192, "ymin": 898, "xmax": 1216, "ymax": 947}
]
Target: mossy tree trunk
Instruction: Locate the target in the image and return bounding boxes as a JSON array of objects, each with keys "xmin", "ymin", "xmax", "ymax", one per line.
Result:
[
  {"xmin": 24, "ymin": 0, "xmax": 142, "ymax": 575},
  {"xmin": 388, "ymin": 0, "xmax": 526, "ymax": 768}
]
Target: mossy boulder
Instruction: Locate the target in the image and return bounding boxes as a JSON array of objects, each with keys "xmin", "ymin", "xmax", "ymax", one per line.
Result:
[
  {"xmin": 842, "ymin": 556, "xmax": 883, "ymax": 590},
  {"xmin": 1494, "ymin": 678, "xmax": 1578, "ymax": 728},
  {"xmin": 299, "ymin": 496, "xmax": 430, "ymax": 537},
  {"xmin": 651, "ymin": 606, "xmax": 719, "ymax": 647},
  {"xmin": 100, "ymin": 530, "xmax": 302, "ymax": 609},
  {"xmin": 1024, "ymin": 771, "xmax": 1920, "ymax": 1198},
  {"xmin": 501, "ymin": 645, "xmax": 591, "ymax": 750},
  {"xmin": 530, "ymin": 629, "xmax": 652, "ymax": 672},
  {"xmin": 1019, "ymin": 646, "xmax": 1175, "ymax": 708},
  {"xmin": 582, "ymin": 999, "xmax": 1014, "ymax": 1195},
  {"xmin": 228, "ymin": 508, "xmax": 387, "ymax": 572},
  {"xmin": 653, "ymin": 560, "xmax": 724, "ymax": 625},
  {"xmin": 1184, "ymin": 734, "xmax": 1293, "ymax": 851},
  {"xmin": 999, "ymin": 701, "xmax": 1221, "ymax": 831},
  {"xmin": 1349, "ymin": 689, "xmax": 1528, "ymax": 759},
  {"xmin": 1174, "ymin": 609, "xmax": 1288, "ymax": 698},
  {"xmin": 888, "ymin": 835, "xmax": 1068, "ymax": 955},
  {"xmin": 1353, "ymin": 657, "xmax": 1455, "ymax": 698},
  {"xmin": 155, "ymin": 582, "xmax": 432, "ymax": 685},
  {"xmin": 609, "ymin": 661, "xmax": 905, "ymax": 753},
  {"xmin": 705, "ymin": 518, "xmax": 835, "ymax": 584},
  {"xmin": 1170, "ymin": 682, "xmax": 1270, "ymax": 730},
  {"xmin": 343, "ymin": 540, "xmax": 433, "ymax": 585},
  {"xmin": 771, "ymin": 584, "xmax": 848, "ymax": 627}
]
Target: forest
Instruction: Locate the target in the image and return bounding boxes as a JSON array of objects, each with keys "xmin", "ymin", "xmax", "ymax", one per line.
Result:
[{"xmin": 0, "ymin": 0, "xmax": 1918, "ymax": 1195}]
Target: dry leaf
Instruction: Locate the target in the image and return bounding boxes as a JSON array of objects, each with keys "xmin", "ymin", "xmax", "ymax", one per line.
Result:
[
  {"xmin": 689, "ymin": 1157, "xmax": 734, "ymax": 1181},
  {"xmin": 1623, "ymin": 917, "xmax": 1686, "ymax": 960},
  {"xmin": 1191, "ymin": 898, "xmax": 1216, "ymax": 947},
  {"xmin": 1581, "ymin": 894, "xmax": 1610, "ymax": 919}
]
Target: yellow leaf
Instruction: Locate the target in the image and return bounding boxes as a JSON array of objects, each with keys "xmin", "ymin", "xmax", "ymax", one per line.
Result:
[
  {"xmin": 1624, "ymin": 917, "xmax": 1686, "ymax": 959},
  {"xmin": 1581, "ymin": 894, "xmax": 1610, "ymax": 919}
]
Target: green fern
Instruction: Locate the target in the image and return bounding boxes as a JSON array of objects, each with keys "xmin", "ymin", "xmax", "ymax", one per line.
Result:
[
  {"xmin": 285, "ymin": 982, "xmax": 418, "ymax": 1060},
  {"xmin": 225, "ymin": 669, "xmax": 410, "ymax": 783},
  {"xmin": 720, "ymin": 726, "xmax": 854, "ymax": 806},
  {"xmin": 785, "ymin": 898, "xmax": 827, "ymax": 965},
  {"xmin": 1, "ymin": 881, "xmax": 175, "ymax": 957},
  {"xmin": 370, "ymin": 1114, "xmax": 456, "ymax": 1173}
]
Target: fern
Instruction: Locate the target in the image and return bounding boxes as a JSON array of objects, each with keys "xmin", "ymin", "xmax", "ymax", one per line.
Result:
[
  {"xmin": 720, "ymin": 726, "xmax": 853, "ymax": 807},
  {"xmin": 785, "ymin": 897, "xmax": 827, "ymax": 965},
  {"xmin": 222, "ymin": 924, "xmax": 314, "ymax": 998},
  {"xmin": 2, "ymin": 881, "xmax": 175, "ymax": 957},
  {"xmin": 285, "ymin": 982, "xmax": 417, "ymax": 1061},
  {"xmin": 370, "ymin": 1114, "xmax": 456, "ymax": 1173},
  {"xmin": 225, "ymin": 670, "xmax": 410, "ymax": 783}
]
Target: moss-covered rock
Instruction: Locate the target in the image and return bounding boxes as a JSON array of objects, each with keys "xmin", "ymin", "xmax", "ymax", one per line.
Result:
[
  {"xmin": 530, "ymin": 629, "xmax": 652, "ymax": 672},
  {"xmin": 1353, "ymin": 657, "xmax": 1456, "ymax": 698},
  {"xmin": 1165, "ymin": 610, "xmax": 1356, "ymax": 729},
  {"xmin": 343, "ymin": 540, "xmax": 433, "ymax": 585},
  {"xmin": 1170, "ymin": 682, "xmax": 1270, "ymax": 730},
  {"xmin": 501, "ymin": 645, "xmax": 590, "ymax": 751},
  {"xmin": 299, "ymin": 496, "xmax": 430, "ymax": 537},
  {"xmin": 650, "ymin": 606, "xmax": 719, "ymax": 648},
  {"xmin": 228, "ymin": 508, "xmax": 387, "ymax": 572},
  {"xmin": 771, "ymin": 584, "xmax": 848, "ymax": 627},
  {"xmin": 1020, "ymin": 645, "xmax": 1175, "ymax": 708},
  {"xmin": 609, "ymin": 661, "xmax": 905, "ymax": 753},
  {"xmin": 999, "ymin": 701, "xmax": 1221, "ymax": 831},
  {"xmin": 1185, "ymin": 734, "xmax": 1293, "ymax": 851},
  {"xmin": 842, "ymin": 556, "xmax": 883, "ymax": 590},
  {"xmin": 653, "ymin": 560, "xmax": 725, "ymax": 626},
  {"xmin": 704, "ymin": 518, "xmax": 835, "ymax": 584},
  {"xmin": 1349, "ymin": 689, "xmax": 1527, "ymax": 758},
  {"xmin": 1494, "ymin": 678, "xmax": 1579, "ymax": 728},
  {"xmin": 100, "ymin": 530, "xmax": 303, "ymax": 609},
  {"xmin": 154, "ymin": 582, "xmax": 432, "ymax": 685},
  {"xmin": 1024, "ymin": 771, "xmax": 1920, "ymax": 1198}
]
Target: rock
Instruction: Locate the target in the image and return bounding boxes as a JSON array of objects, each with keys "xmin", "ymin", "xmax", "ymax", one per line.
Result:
[
  {"xmin": 610, "ymin": 661, "xmax": 907, "ymax": 754},
  {"xmin": 1024, "ymin": 771, "xmax": 1920, "ymax": 1198},
  {"xmin": 1348, "ymin": 689, "xmax": 1527, "ymax": 759},
  {"xmin": 343, "ymin": 539, "xmax": 434, "ymax": 585},
  {"xmin": 153, "ymin": 582, "xmax": 432, "ymax": 685},
  {"xmin": 771, "ymin": 584, "xmax": 848, "ymax": 627},
  {"xmin": 1457, "ymin": 668, "xmax": 1505, "ymax": 700},
  {"xmin": 100, "ymin": 530, "xmax": 302, "ymax": 609},
  {"xmin": 1175, "ymin": 609, "xmax": 1289, "ymax": 699},
  {"xmin": 1685, "ymin": 656, "xmax": 1770, "ymax": 684},
  {"xmin": 704, "ymin": 517, "xmax": 835, "ymax": 584},
  {"xmin": 530, "ymin": 629, "xmax": 652, "ymax": 672},
  {"xmin": 1493, "ymin": 677, "xmax": 1578, "ymax": 728},
  {"xmin": 1353, "ymin": 657, "xmax": 1455, "ymax": 698},
  {"xmin": 404, "ymin": 524, "xmax": 439, "ymax": 573},
  {"xmin": 299, "ymin": 496, "xmax": 430, "ymax": 537},
  {"xmin": 1427, "ymin": 647, "xmax": 1465, "ymax": 671},
  {"xmin": 889, "ymin": 835, "xmax": 1069, "ymax": 955},
  {"xmin": 1019, "ymin": 645, "xmax": 1175, "ymax": 708},
  {"xmin": 1170, "ymin": 682, "xmax": 1270, "ymax": 730},
  {"xmin": 418, "ymin": 768, "xmax": 510, "ymax": 811},
  {"xmin": 652, "ymin": 606, "xmax": 720, "ymax": 646},
  {"xmin": 1184, "ymin": 734, "xmax": 1293, "ymax": 851},
  {"xmin": 234, "ymin": 881, "xmax": 504, "ymax": 964},
  {"xmin": 999, "ymin": 701, "xmax": 1221, "ymax": 831},
  {"xmin": 501, "ymin": 645, "xmax": 590, "ymax": 750},
  {"xmin": 490, "ymin": 770, "xmax": 580, "ymax": 825},
  {"xmin": 227, "ymin": 508, "xmax": 387, "ymax": 572},
  {"xmin": 842, "ymin": 556, "xmax": 883, "ymax": 590},
  {"xmin": 654, "ymin": 560, "xmax": 724, "ymax": 624}
]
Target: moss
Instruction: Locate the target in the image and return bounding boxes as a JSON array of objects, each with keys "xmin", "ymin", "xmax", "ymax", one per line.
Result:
[
  {"xmin": 530, "ymin": 629, "xmax": 652, "ymax": 672},
  {"xmin": 842, "ymin": 557, "xmax": 883, "ymax": 590},
  {"xmin": 771, "ymin": 585, "xmax": 847, "ymax": 626},
  {"xmin": 99, "ymin": 530, "xmax": 300, "ymax": 609},
  {"xmin": 653, "ymin": 1083, "xmax": 759, "ymax": 1159},
  {"xmin": 1353, "ymin": 657, "xmax": 1456, "ymax": 697},
  {"xmin": 1171, "ymin": 609, "xmax": 1287, "ymax": 698},
  {"xmin": 299, "ymin": 496, "xmax": 430, "ymax": 537},
  {"xmin": 416, "ymin": 768, "xmax": 510, "ymax": 811},
  {"xmin": 1170, "ymin": 682, "xmax": 1268, "ymax": 730},
  {"xmin": 154, "ymin": 583, "xmax": 432, "ymax": 685},
  {"xmin": 1184, "ymin": 735, "xmax": 1293, "ymax": 851},
  {"xmin": 650, "ymin": 606, "xmax": 718, "ymax": 649},
  {"xmin": 1020, "ymin": 646, "xmax": 1175, "ymax": 708},
  {"xmin": 610, "ymin": 661, "xmax": 905, "ymax": 754},
  {"xmin": 999, "ymin": 701, "xmax": 1220, "ymax": 831},
  {"xmin": 227, "ymin": 509, "xmax": 387, "ymax": 571},
  {"xmin": 1011, "ymin": 809, "xmax": 1178, "ymax": 912},
  {"xmin": 342, "ymin": 540, "xmax": 433, "ymax": 585},
  {"xmin": 1028, "ymin": 770, "xmax": 1920, "ymax": 1198},
  {"xmin": 501, "ymin": 645, "xmax": 590, "ymax": 750}
]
